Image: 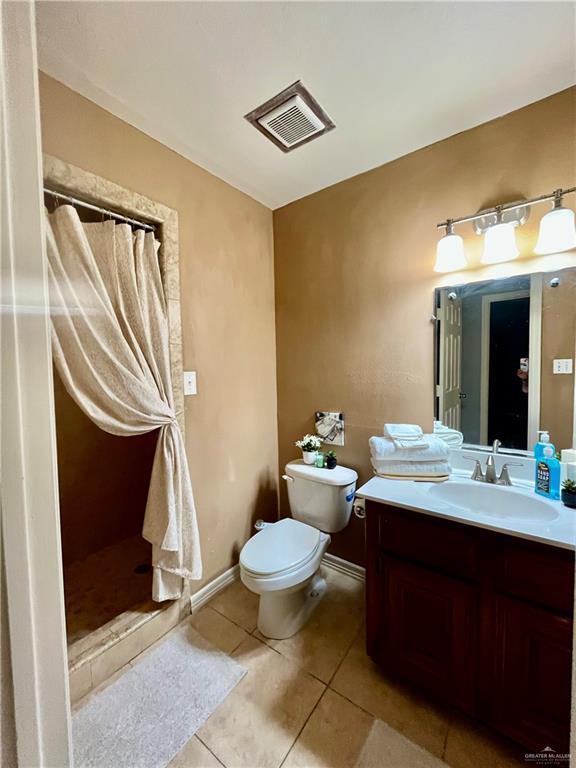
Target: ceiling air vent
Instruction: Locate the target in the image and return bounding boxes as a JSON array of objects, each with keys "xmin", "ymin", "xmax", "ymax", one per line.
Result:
[{"xmin": 244, "ymin": 81, "xmax": 335, "ymax": 153}]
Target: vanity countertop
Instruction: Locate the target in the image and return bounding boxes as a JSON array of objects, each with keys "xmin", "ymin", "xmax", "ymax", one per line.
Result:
[{"xmin": 356, "ymin": 472, "xmax": 576, "ymax": 551}]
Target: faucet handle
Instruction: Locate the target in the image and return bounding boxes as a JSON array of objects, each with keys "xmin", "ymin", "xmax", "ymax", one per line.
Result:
[
  {"xmin": 462, "ymin": 455, "xmax": 485, "ymax": 482},
  {"xmin": 497, "ymin": 462, "xmax": 523, "ymax": 486},
  {"xmin": 492, "ymin": 439, "xmax": 502, "ymax": 453}
]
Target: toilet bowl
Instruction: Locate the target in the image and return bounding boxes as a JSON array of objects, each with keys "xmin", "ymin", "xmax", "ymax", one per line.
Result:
[
  {"xmin": 240, "ymin": 518, "xmax": 330, "ymax": 639},
  {"xmin": 240, "ymin": 460, "xmax": 357, "ymax": 639}
]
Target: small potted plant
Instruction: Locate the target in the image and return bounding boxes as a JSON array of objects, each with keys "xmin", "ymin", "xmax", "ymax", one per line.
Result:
[
  {"xmin": 325, "ymin": 450, "xmax": 338, "ymax": 470},
  {"xmin": 295, "ymin": 434, "xmax": 322, "ymax": 465},
  {"xmin": 561, "ymin": 479, "xmax": 576, "ymax": 508}
]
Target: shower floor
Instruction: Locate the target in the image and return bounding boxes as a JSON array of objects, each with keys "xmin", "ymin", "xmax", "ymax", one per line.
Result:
[{"xmin": 64, "ymin": 535, "xmax": 153, "ymax": 645}]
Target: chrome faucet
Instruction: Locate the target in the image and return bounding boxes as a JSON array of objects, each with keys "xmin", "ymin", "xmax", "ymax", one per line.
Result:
[
  {"xmin": 462, "ymin": 440, "xmax": 523, "ymax": 486},
  {"xmin": 484, "ymin": 440, "xmax": 501, "ymax": 484}
]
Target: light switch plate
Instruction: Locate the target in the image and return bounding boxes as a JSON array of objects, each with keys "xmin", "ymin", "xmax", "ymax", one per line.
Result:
[
  {"xmin": 553, "ymin": 359, "xmax": 573, "ymax": 375},
  {"xmin": 183, "ymin": 371, "xmax": 197, "ymax": 395}
]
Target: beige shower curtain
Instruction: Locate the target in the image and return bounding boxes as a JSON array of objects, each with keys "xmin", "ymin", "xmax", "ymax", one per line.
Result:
[{"xmin": 46, "ymin": 205, "xmax": 202, "ymax": 601}]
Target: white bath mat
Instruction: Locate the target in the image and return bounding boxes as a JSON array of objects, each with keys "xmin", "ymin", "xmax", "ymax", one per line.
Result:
[{"xmin": 73, "ymin": 619, "xmax": 246, "ymax": 768}]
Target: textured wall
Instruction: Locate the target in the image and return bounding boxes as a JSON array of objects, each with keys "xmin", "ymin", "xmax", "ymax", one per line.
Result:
[
  {"xmin": 274, "ymin": 87, "xmax": 576, "ymax": 565},
  {"xmin": 39, "ymin": 73, "xmax": 279, "ymax": 589}
]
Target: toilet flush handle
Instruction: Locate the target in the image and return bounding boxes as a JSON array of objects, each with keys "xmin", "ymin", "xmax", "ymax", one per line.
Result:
[{"xmin": 282, "ymin": 474, "xmax": 294, "ymax": 482}]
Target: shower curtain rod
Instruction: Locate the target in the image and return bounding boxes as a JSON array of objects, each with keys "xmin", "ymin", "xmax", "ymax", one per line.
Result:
[{"xmin": 44, "ymin": 187, "xmax": 156, "ymax": 232}]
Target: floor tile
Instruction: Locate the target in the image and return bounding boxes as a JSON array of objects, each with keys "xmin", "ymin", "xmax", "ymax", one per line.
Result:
[
  {"xmin": 208, "ymin": 579, "xmax": 259, "ymax": 633},
  {"xmin": 169, "ymin": 736, "xmax": 223, "ymax": 768},
  {"xmin": 255, "ymin": 569, "xmax": 364, "ymax": 683},
  {"xmin": 192, "ymin": 606, "xmax": 249, "ymax": 655},
  {"xmin": 198, "ymin": 635, "xmax": 325, "ymax": 768},
  {"xmin": 443, "ymin": 714, "xmax": 526, "ymax": 768},
  {"xmin": 284, "ymin": 688, "xmax": 447, "ymax": 768},
  {"xmin": 330, "ymin": 629, "xmax": 450, "ymax": 757}
]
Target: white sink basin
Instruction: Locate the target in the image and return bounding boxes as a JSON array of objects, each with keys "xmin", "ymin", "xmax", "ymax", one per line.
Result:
[{"xmin": 427, "ymin": 480, "xmax": 559, "ymax": 522}]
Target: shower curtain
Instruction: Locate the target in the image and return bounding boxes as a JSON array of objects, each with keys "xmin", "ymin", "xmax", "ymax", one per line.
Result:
[{"xmin": 46, "ymin": 204, "xmax": 202, "ymax": 601}]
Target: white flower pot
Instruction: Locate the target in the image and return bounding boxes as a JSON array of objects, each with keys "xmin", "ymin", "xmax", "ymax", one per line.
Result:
[{"xmin": 302, "ymin": 451, "xmax": 317, "ymax": 465}]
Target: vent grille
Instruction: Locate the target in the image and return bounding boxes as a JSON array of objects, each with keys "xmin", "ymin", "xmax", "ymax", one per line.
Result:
[
  {"xmin": 245, "ymin": 81, "xmax": 335, "ymax": 153},
  {"xmin": 259, "ymin": 96, "xmax": 323, "ymax": 148}
]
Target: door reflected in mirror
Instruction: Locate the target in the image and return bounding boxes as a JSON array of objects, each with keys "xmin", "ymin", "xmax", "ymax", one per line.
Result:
[{"xmin": 435, "ymin": 268, "xmax": 576, "ymax": 453}]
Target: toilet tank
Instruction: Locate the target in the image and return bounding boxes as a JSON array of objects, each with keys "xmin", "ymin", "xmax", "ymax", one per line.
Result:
[{"xmin": 283, "ymin": 461, "xmax": 358, "ymax": 533}]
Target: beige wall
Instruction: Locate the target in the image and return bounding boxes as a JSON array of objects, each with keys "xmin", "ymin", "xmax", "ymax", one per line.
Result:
[
  {"xmin": 274, "ymin": 87, "xmax": 576, "ymax": 565},
  {"xmin": 39, "ymin": 73, "xmax": 279, "ymax": 590}
]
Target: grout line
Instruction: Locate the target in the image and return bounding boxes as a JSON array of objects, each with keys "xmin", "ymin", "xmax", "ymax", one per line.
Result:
[
  {"xmin": 325, "ymin": 620, "xmax": 363, "ymax": 689},
  {"xmin": 326, "ymin": 684, "xmax": 381, "ymax": 723},
  {"xmin": 278, "ymin": 685, "xmax": 329, "ymax": 768},
  {"xmin": 195, "ymin": 734, "xmax": 227, "ymax": 768},
  {"xmin": 328, "ymin": 672, "xmax": 451, "ymax": 764},
  {"xmin": 203, "ymin": 603, "xmax": 257, "ymax": 636}
]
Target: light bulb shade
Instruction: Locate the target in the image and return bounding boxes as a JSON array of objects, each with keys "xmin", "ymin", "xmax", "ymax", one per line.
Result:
[
  {"xmin": 434, "ymin": 232, "xmax": 467, "ymax": 272},
  {"xmin": 481, "ymin": 222, "xmax": 519, "ymax": 264},
  {"xmin": 534, "ymin": 206, "xmax": 576, "ymax": 255}
]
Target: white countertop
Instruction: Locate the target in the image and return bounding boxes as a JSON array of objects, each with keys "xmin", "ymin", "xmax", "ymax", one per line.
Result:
[{"xmin": 356, "ymin": 472, "xmax": 576, "ymax": 551}]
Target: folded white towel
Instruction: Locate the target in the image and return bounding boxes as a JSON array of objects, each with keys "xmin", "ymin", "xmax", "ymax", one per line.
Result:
[
  {"xmin": 383, "ymin": 423, "xmax": 427, "ymax": 449},
  {"xmin": 433, "ymin": 421, "xmax": 464, "ymax": 448},
  {"xmin": 369, "ymin": 435, "xmax": 449, "ymax": 463},
  {"xmin": 371, "ymin": 457, "xmax": 451, "ymax": 477}
]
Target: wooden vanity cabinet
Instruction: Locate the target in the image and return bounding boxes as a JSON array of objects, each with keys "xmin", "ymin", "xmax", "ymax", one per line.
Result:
[{"xmin": 366, "ymin": 501, "xmax": 574, "ymax": 753}]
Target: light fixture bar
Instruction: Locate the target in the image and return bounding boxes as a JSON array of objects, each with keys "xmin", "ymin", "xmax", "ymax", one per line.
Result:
[{"xmin": 437, "ymin": 186, "xmax": 576, "ymax": 231}]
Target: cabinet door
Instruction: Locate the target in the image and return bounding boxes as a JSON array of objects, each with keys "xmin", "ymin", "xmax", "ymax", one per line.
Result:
[
  {"xmin": 380, "ymin": 555, "xmax": 477, "ymax": 713},
  {"xmin": 485, "ymin": 595, "xmax": 572, "ymax": 753}
]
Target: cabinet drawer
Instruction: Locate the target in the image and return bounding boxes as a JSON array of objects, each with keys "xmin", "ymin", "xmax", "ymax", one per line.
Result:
[
  {"xmin": 493, "ymin": 540, "xmax": 575, "ymax": 615},
  {"xmin": 369, "ymin": 502, "xmax": 479, "ymax": 580}
]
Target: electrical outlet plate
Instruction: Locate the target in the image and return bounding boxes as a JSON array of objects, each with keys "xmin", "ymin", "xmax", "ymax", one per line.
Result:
[{"xmin": 183, "ymin": 371, "xmax": 197, "ymax": 395}]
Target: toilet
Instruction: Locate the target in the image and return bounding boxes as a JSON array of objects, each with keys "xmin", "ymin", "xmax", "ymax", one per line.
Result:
[{"xmin": 240, "ymin": 460, "xmax": 358, "ymax": 639}]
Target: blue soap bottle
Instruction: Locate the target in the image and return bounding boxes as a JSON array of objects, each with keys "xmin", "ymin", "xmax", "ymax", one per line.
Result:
[{"xmin": 535, "ymin": 445, "xmax": 561, "ymax": 500}]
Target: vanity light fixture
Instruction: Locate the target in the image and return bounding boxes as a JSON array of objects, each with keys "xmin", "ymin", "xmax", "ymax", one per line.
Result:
[
  {"xmin": 535, "ymin": 190, "xmax": 576, "ymax": 255},
  {"xmin": 437, "ymin": 186, "xmax": 576, "ymax": 272},
  {"xmin": 481, "ymin": 207, "xmax": 519, "ymax": 264},
  {"xmin": 434, "ymin": 220, "xmax": 467, "ymax": 272}
]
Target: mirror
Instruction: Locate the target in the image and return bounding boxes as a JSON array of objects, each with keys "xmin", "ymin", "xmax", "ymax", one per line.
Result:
[{"xmin": 434, "ymin": 267, "xmax": 576, "ymax": 453}]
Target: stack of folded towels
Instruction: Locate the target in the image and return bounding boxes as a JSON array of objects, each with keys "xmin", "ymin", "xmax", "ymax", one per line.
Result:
[{"xmin": 369, "ymin": 423, "xmax": 455, "ymax": 481}]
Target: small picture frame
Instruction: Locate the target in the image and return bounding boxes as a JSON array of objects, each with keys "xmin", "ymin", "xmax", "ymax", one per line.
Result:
[{"xmin": 315, "ymin": 411, "xmax": 344, "ymax": 446}]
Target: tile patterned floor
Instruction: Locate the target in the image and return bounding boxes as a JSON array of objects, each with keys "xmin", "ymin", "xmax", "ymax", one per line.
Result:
[
  {"xmin": 167, "ymin": 569, "xmax": 526, "ymax": 768},
  {"xmin": 64, "ymin": 535, "xmax": 153, "ymax": 644}
]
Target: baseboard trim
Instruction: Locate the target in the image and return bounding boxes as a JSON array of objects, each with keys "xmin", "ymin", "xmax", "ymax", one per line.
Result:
[
  {"xmin": 190, "ymin": 564, "xmax": 240, "ymax": 612},
  {"xmin": 322, "ymin": 553, "xmax": 366, "ymax": 582}
]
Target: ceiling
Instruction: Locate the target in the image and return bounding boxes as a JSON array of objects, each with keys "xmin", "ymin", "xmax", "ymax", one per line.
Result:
[{"xmin": 36, "ymin": 2, "xmax": 575, "ymax": 210}]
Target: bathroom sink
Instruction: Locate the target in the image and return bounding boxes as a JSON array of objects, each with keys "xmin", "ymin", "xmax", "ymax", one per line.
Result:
[{"xmin": 427, "ymin": 480, "xmax": 559, "ymax": 522}]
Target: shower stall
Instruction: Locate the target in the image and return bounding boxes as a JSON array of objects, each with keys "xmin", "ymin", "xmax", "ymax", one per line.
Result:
[
  {"xmin": 54, "ymin": 368, "xmax": 158, "ymax": 644},
  {"xmin": 43, "ymin": 157, "xmax": 198, "ymax": 702}
]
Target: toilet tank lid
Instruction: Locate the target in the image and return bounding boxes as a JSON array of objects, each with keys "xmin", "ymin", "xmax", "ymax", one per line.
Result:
[{"xmin": 285, "ymin": 460, "xmax": 358, "ymax": 487}]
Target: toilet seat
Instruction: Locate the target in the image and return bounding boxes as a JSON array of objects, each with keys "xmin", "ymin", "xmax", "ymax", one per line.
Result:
[{"xmin": 240, "ymin": 518, "xmax": 320, "ymax": 578}]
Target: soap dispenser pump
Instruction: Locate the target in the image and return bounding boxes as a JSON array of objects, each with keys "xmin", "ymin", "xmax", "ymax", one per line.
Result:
[{"xmin": 534, "ymin": 430, "xmax": 555, "ymax": 461}]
